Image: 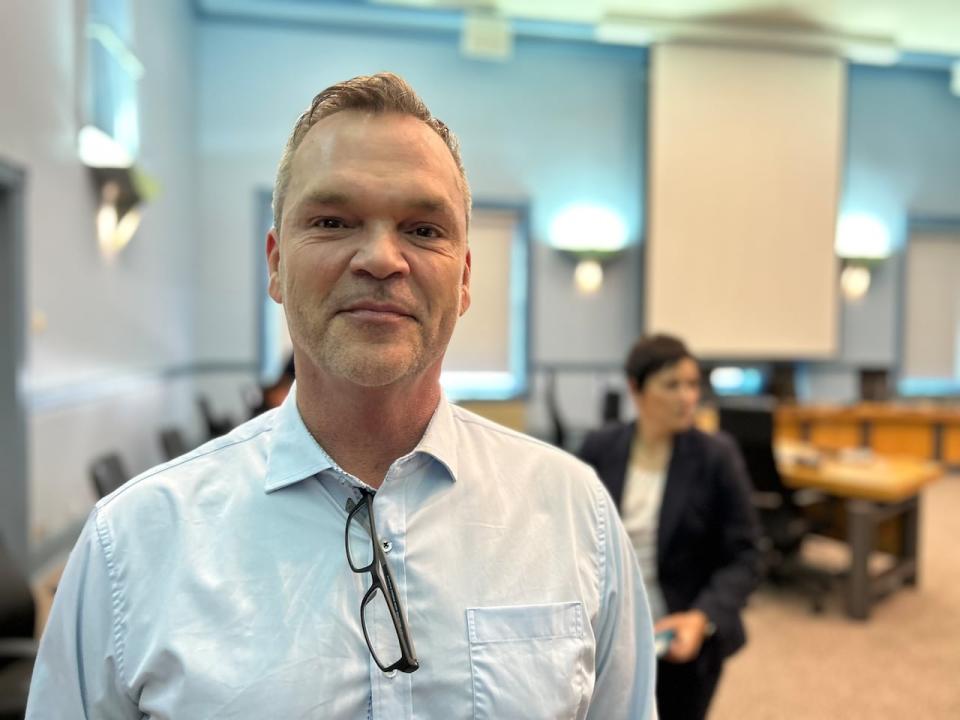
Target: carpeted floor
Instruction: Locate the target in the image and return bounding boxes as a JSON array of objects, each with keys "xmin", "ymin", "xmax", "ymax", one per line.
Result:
[{"xmin": 711, "ymin": 476, "xmax": 960, "ymax": 719}]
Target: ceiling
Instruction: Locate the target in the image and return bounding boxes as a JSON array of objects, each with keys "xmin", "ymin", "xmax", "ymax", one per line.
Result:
[{"xmin": 197, "ymin": 0, "xmax": 960, "ymax": 64}]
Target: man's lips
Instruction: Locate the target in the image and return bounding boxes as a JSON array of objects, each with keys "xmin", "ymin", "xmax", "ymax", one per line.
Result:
[{"xmin": 339, "ymin": 301, "xmax": 416, "ymax": 321}]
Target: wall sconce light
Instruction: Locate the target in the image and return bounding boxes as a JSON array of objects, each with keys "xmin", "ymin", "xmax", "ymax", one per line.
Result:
[
  {"xmin": 90, "ymin": 166, "xmax": 147, "ymax": 260},
  {"xmin": 79, "ymin": 125, "xmax": 157, "ymax": 261},
  {"xmin": 548, "ymin": 204, "xmax": 629, "ymax": 296},
  {"xmin": 840, "ymin": 262, "xmax": 872, "ymax": 302},
  {"xmin": 573, "ymin": 258, "xmax": 604, "ymax": 295},
  {"xmin": 835, "ymin": 213, "xmax": 892, "ymax": 303}
]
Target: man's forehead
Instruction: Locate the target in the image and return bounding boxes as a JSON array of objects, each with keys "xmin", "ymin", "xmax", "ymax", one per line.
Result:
[
  {"xmin": 296, "ymin": 110, "xmax": 454, "ymax": 168},
  {"xmin": 288, "ymin": 110, "xmax": 466, "ymax": 219}
]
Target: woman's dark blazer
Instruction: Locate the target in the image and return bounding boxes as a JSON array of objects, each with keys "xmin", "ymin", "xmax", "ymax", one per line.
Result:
[{"xmin": 578, "ymin": 422, "xmax": 761, "ymax": 661}]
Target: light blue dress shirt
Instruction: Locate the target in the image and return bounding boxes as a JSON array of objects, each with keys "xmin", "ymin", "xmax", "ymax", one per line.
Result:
[{"xmin": 27, "ymin": 388, "xmax": 656, "ymax": 719}]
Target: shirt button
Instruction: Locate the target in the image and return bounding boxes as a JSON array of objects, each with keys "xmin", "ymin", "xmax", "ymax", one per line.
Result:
[
  {"xmin": 385, "ymin": 670, "xmax": 398, "ymax": 678},
  {"xmin": 381, "ymin": 540, "xmax": 393, "ymax": 553}
]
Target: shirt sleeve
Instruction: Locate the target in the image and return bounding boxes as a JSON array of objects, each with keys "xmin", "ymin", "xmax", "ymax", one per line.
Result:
[
  {"xmin": 587, "ymin": 479, "xmax": 658, "ymax": 720},
  {"xmin": 26, "ymin": 510, "xmax": 139, "ymax": 719}
]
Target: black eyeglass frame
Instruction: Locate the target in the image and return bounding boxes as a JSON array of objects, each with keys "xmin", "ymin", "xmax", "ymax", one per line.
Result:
[{"xmin": 345, "ymin": 489, "xmax": 419, "ymax": 673}]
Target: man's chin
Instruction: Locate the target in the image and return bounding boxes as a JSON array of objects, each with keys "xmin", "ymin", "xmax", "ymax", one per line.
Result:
[{"xmin": 325, "ymin": 348, "xmax": 420, "ymax": 388}]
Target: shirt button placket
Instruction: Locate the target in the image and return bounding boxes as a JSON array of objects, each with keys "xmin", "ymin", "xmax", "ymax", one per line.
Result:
[{"xmin": 369, "ymin": 492, "xmax": 412, "ymax": 720}]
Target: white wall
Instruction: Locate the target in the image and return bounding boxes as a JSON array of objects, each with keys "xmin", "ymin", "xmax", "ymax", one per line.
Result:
[
  {"xmin": 0, "ymin": 0, "xmax": 199, "ymax": 559},
  {"xmin": 804, "ymin": 65, "xmax": 960, "ymax": 398}
]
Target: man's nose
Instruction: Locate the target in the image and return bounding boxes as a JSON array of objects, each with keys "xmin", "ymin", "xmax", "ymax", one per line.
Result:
[{"xmin": 349, "ymin": 226, "xmax": 411, "ymax": 280}]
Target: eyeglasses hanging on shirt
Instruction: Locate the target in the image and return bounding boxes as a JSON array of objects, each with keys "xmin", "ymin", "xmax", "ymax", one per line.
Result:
[{"xmin": 345, "ymin": 489, "xmax": 419, "ymax": 674}]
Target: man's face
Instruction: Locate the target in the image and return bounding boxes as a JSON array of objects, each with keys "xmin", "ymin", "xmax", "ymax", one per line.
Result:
[{"xmin": 267, "ymin": 111, "xmax": 471, "ymax": 389}]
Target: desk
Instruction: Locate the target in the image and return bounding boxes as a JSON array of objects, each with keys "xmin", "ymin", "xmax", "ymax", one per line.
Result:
[
  {"xmin": 777, "ymin": 446, "xmax": 943, "ymax": 620},
  {"xmin": 776, "ymin": 403, "xmax": 960, "ymax": 464}
]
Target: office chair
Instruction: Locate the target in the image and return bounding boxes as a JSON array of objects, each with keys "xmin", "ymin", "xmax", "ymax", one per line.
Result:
[
  {"xmin": 718, "ymin": 400, "xmax": 831, "ymax": 613},
  {"xmin": 159, "ymin": 427, "xmax": 190, "ymax": 461},
  {"xmin": 601, "ymin": 388, "xmax": 622, "ymax": 425},
  {"xmin": 90, "ymin": 452, "xmax": 129, "ymax": 499},
  {"xmin": 543, "ymin": 369, "xmax": 568, "ymax": 450},
  {"xmin": 0, "ymin": 534, "xmax": 37, "ymax": 719},
  {"xmin": 196, "ymin": 396, "xmax": 235, "ymax": 439}
]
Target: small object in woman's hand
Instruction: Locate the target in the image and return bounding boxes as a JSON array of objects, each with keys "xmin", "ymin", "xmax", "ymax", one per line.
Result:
[{"xmin": 654, "ymin": 629, "xmax": 676, "ymax": 658}]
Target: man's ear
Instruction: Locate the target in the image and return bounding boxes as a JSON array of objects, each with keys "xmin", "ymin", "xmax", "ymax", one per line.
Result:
[
  {"xmin": 459, "ymin": 248, "xmax": 471, "ymax": 316},
  {"xmin": 266, "ymin": 229, "xmax": 283, "ymax": 304}
]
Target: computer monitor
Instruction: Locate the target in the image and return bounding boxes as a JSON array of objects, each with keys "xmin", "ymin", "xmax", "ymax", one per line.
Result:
[{"xmin": 859, "ymin": 368, "xmax": 890, "ymax": 402}]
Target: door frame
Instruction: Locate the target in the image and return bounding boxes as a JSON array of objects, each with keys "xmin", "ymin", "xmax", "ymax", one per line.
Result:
[{"xmin": 0, "ymin": 158, "xmax": 28, "ymax": 571}]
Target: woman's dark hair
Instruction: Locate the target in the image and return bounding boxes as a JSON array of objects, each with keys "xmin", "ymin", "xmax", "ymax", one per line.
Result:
[{"xmin": 624, "ymin": 334, "xmax": 696, "ymax": 391}]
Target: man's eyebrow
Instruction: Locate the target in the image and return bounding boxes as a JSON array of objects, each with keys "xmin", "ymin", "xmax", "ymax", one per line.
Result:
[
  {"xmin": 406, "ymin": 196, "xmax": 455, "ymax": 215},
  {"xmin": 298, "ymin": 191, "xmax": 455, "ymax": 217},
  {"xmin": 297, "ymin": 190, "xmax": 350, "ymax": 207},
  {"xmin": 296, "ymin": 192, "xmax": 451, "ymax": 209}
]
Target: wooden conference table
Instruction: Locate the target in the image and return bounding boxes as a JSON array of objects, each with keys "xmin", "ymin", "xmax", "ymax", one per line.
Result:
[
  {"xmin": 775, "ymin": 403, "xmax": 960, "ymax": 465},
  {"xmin": 776, "ymin": 442, "xmax": 943, "ymax": 620}
]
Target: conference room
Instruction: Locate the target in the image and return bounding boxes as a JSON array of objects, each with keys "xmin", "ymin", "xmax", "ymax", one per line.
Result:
[{"xmin": 2, "ymin": 1, "xmax": 959, "ymax": 718}]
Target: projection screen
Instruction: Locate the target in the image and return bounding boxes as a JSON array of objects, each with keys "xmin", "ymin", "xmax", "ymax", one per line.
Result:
[{"xmin": 646, "ymin": 43, "xmax": 845, "ymax": 359}]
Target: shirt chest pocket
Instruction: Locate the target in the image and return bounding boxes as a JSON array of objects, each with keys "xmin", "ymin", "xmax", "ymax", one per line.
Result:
[{"xmin": 467, "ymin": 602, "xmax": 589, "ymax": 720}]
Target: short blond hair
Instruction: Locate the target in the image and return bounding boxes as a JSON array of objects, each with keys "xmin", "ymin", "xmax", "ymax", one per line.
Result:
[{"xmin": 272, "ymin": 72, "xmax": 471, "ymax": 232}]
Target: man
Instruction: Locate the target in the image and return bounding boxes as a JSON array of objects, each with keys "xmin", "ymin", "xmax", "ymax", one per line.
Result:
[{"xmin": 27, "ymin": 73, "xmax": 655, "ymax": 718}]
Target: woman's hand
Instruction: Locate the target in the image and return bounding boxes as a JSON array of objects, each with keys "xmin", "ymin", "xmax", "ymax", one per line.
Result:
[{"xmin": 654, "ymin": 610, "xmax": 710, "ymax": 663}]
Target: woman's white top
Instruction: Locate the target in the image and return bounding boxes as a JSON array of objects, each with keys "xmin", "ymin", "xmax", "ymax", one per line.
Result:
[{"xmin": 620, "ymin": 463, "xmax": 669, "ymax": 622}]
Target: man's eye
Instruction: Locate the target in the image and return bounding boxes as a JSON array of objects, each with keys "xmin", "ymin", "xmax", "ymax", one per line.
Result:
[
  {"xmin": 412, "ymin": 226, "xmax": 440, "ymax": 238},
  {"xmin": 314, "ymin": 218, "xmax": 346, "ymax": 229}
]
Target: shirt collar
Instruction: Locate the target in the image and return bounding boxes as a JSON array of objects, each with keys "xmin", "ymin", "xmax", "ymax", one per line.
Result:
[
  {"xmin": 415, "ymin": 390, "xmax": 460, "ymax": 483},
  {"xmin": 263, "ymin": 383, "xmax": 461, "ymax": 493},
  {"xmin": 263, "ymin": 382, "xmax": 336, "ymax": 493}
]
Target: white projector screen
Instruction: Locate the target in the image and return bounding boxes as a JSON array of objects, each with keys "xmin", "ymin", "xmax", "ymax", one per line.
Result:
[{"xmin": 647, "ymin": 43, "xmax": 844, "ymax": 359}]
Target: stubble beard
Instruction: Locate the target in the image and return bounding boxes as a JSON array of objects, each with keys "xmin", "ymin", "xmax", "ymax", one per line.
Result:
[
  {"xmin": 287, "ymin": 286, "xmax": 462, "ymax": 389},
  {"xmin": 297, "ymin": 312, "xmax": 447, "ymax": 388},
  {"xmin": 323, "ymin": 321, "xmax": 426, "ymax": 387}
]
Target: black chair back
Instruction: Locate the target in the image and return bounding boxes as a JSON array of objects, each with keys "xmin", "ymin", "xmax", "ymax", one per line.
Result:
[
  {"xmin": 544, "ymin": 370, "xmax": 567, "ymax": 450},
  {"xmin": 159, "ymin": 427, "xmax": 190, "ymax": 461},
  {"xmin": 90, "ymin": 453, "xmax": 129, "ymax": 499},
  {"xmin": 0, "ymin": 535, "xmax": 34, "ymax": 640},
  {"xmin": 0, "ymin": 533, "xmax": 36, "ymax": 716},
  {"xmin": 717, "ymin": 400, "xmax": 790, "ymax": 498},
  {"xmin": 718, "ymin": 399, "xmax": 831, "ymax": 612},
  {"xmin": 601, "ymin": 389, "xmax": 622, "ymax": 425},
  {"xmin": 197, "ymin": 396, "xmax": 234, "ymax": 439}
]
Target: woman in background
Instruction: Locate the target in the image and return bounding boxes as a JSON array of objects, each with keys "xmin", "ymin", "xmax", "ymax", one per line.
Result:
[{"xmin": 578, "ymin": 334, "xmax": 761, "ymax": 720}]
